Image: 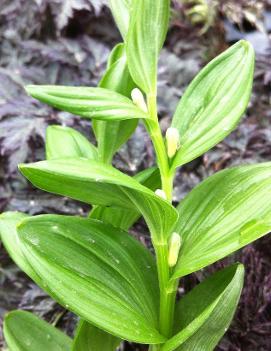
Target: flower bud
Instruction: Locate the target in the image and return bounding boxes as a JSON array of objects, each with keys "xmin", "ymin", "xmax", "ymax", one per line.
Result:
[
  {"xmin": 166, "ymin": 127, "xmax": 180, "ymax": 158},
  {"xmin": 131, "ymin": 88, "xmax": 148, "ymax": 113},
  {"xmin": 168, "ymin": 232, "xmax": 182, "ymax": 268},
  {"xmin": 155, "ymin": 189, "xmax": 167, "ymax": 200}
]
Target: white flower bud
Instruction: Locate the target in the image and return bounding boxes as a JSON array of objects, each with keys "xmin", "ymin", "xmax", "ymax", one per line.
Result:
[
  {"xmin": 166, "ymin": 127, "xmax": 180, "ymax": 158},
  {"xmin": 155, "ymin": 189, "xmax": 167, "ymax": 200},
  {"xmin": 131, "ymin": 88, "xmax": 148, "ymax": 113},
  {"xmin": 168, "ymin": 232, "xmax": 182, "ymax": 268}
]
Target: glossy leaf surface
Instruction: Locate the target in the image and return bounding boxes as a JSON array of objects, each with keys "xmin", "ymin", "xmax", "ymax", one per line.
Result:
[
  {"xmin": 0, "ymin": 212, "xmax": 38, "ymax": 281},
  {"xmin": 109, "ymin": 0, "xmax": 130, "ymax": 39},
  {"xmin": 18, "ymin": 215, "xmax": 164, "ymax": 343},
  {"xmin": 173, "ymin": 163, "xmax": 271, "ymax": 278},
  {"xmin": 4, "ymin": 310, "xmax": 71, "ymax": 351},
  {"xmin": 25, "ymin": 85, "xmax": 149, "ymax": 122},
  {"xmin": 171, "ymin": 40, "xmax": 255, "ymax": 169},
  {"xmin": 90, "ymin": 167, "xmax": 161, "ymax": 230},
  {"xmin": 45, "ymin": 126, "xmax": 161, "ymax": 231},
  {"xmin": 93, "ymin": 43, "xmax": 138, "ymax": 163},
  {"xmin": 72, "ymin": 320, "xmax": 121, "ymax": 351},
  {"xmin": 19, "ymin": 159, "xmax": 178, "ymax": 242},
  {"xmin": 126, "ymin": 0, "xmax": 170, "ymax": 93},
  {"xmin": 46, "ymin": 125, "xmax": 98, "ymax": 160},
  {"xmin": 162, "ymin": 264, "xmax": 244, "ymax": 351}
]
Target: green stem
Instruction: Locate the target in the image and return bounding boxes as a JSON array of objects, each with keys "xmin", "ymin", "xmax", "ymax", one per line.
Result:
[
  {"xmin": 145, "ymin": 93, "xmax": 172, "ymax": 200},
  {"xmin": 145, "ymin": 92, "xmax": 179, "ymax": 346},
  {"xmin": 156, "ymin": 242, "xmax": 176, "ymax": 337}
]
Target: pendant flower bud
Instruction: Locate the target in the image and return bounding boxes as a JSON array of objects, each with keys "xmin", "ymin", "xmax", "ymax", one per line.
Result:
[
  {"xmin": 131, "ymin": 88, "xmax": 148, "ymax": 113},
  {"xmin": 168, "ymin": 232, "xmax": 182, "ymax": 268},
  {"xmin": 166, "ymin": 127, "xmax": 180, "ymax": 158},
  {"xmin": 155, "ymin": 189, "xmax": 167, "ymax": 200}
]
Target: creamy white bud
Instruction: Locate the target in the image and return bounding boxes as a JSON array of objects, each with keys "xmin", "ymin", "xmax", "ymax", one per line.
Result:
[
  {"xmin": 131, "ymin": 88, "xmax": 148, "ymax": 113},
  {"xmin": 166, "ymin": 127, "xmax": 180, "ymax": 158},
  {"xmin": 155, "ymin": 189, "xmax": 167, "ymax": 200},
  {"xmin": 168, "ymin": 232, "xmax": 182, "ymax": 267}
]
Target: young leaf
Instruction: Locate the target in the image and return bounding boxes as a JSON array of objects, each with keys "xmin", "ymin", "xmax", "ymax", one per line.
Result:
[
  {"xmin": 126, "ymin": 0, "xmax": 170, "ymax": 93},
  {"xmin": 72, "ymin": 320, "xmax": 121, "ymax": 351},
  {"xmin": 93, "ymin": 43, "xmax": 138, "ymax": 163},
  {"xmin": 17, "ymin": 215, "xmax": 165, "ymax": 344},
  {"xmin": 25, "ymin": 85, "xmax": 149, "ymax": 122},
  {"xmin": 162, "ymin": 264, "xmax": 244, "ymax": 351},
  {"xmin": 4, "ymin": 310, "xmax": 72, "ymax": 351},
  {"xmin": 99, "ymin": 43, "xmax": 136, "ymax": 95},
  {"xmin": 171, "ymin": 40, "xmax": 255, "ymax": 169},
  {"xmin": 19, "ymin": 159, "xmax": 178, "ymax": 243},
  {"xmin": 109, "ymin": 0, "xmax": 130, "ymax": 39},
  {"xmin": 90, "ymin": 167, "xmax": 161, "ymax": 230},
  {"xmin": 173, "ymin": 163, "xmax": 271, "ymax": 278},
  {"xmin": 46, "ymin": 125, "xmax": 98, "ymax": 160}
]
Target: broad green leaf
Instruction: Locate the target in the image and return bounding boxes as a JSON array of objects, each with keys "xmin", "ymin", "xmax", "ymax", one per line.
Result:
[
  {"xmin": 173, "ymin": 163, "xmax": 271, "ymax": 278},
  {"xmin": 72, "ymin": 320, "xmax": 121, "ymax": 351},
  {"xmin": 0, "ymin": 212, "xmax": 38, "ymax": 281},
  {"xmin": 4, "ymin": 310, "xmax": 71, "ymax": 351},
  {"xmin": 162, "ymin": 264, "xmax": 244, "ymax": 351},
  {"xmin": 93, "ymin": 43, "xmax": 138, "ymax": 164},
  {"xmin": 90, "ymin": 167, "xmax": 161, "ymax": 230},
  {"xmin": 171, "ymin": 40, "xmax": 255, "ymax": 169},
  {"xmin": 25, "ymin": 85, "xmax": 149, "ymax": 122},
  {"xmin": 126, "ymin": 0, "xmax": 170, "ymax": 93},
  {"xmin": 109, "ymin": 0, "xmax": 130, "ymax": 39},
  {"xmin": 17, "ymin": 215, "xmax": 165, "ymax": 344},
  {"xmin": 19, "ymin": 159, "xmax": 178, "ymax": 243},
  {"xmin": 46, "ymin": 125, "xmax": 98, "ymax": 160},
  {"xmin": 0, "ymin": 211, "xmax": 137, "ymax": 347},
  {"xmin": 44, "ymin": 126, "xmax": 161, "ymax": 231}
]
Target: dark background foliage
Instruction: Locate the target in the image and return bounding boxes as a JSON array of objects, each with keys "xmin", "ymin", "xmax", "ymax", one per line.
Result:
[{"xmin": 0, "ymin": 1, "xmax": 270, "ymax": 350}]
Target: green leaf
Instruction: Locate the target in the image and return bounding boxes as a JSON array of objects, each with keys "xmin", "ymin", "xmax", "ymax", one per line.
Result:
[
  {"xmin": 25, "ymin": 85, "xmax": 149, "ymax": 122},
  {"xmin": 72, "ymin": 320, "xmax": 121, "ymax": 351},
  {"xmin": 19, "ymin": 159, "xmax": 178, "ymax": 243},
  {"xmin": 46, "ymin": 125, "xmax": 98, "ymax": 160},
  {"xmin": 0, "ymin": 212, "xmax": 39, "ymax": 281},
  {"xmin": 126, "ymin": 0, "xmax": 170, "ymax": 93},
  {"xmin": 109, "ymin": 0, "xmax": 130, "ymax": 39},
  {"xmin": 93, "ymin": 43, "xmax": 138, "ymax": 163},
  {"xmin": 161, "ymin": 264, "xmax": 244, "ymax": 351},
  {"xmin": 173, "ymin": 163, "xmax": 271, "ymax": 278},
  {"xmin": 4, "ymin": 310, "xmax": 71, "ymax": 351},
  {"xmin": 17, "ymin": 215, "xmax": 165, "ymax": 344},
  {"xmin": 171, "ymin": 40, "xmax": 255, "ymax": 169},
  {"xmin": 90, "ymin": 167, "xmax": 161, "ymax": 230},
  {"xmin": 99, "ymin": 44, "xmax": 136, "ymax": 97},
  {"xmin": 0, "ymin": 213, "xmax": 122, "ymax": 349}
]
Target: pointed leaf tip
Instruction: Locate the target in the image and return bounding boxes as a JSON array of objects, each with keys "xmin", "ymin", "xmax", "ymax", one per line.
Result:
[{"xmin": 171, "ymin": 40, "xmax": 255, "ymax": 168}]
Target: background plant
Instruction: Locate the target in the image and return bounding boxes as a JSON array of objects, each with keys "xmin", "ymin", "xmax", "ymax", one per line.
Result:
[{"xmin": 0, "ymin": 0, "xmax": 271, "ymax": 351}]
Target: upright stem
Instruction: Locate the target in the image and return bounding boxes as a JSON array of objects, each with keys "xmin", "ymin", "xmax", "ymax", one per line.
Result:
[
  {"xmin": 145, "ymin": 91, "xmax": 179, "ymax": 346},
  {"xmin": 156, "ymin": 242, "xmax": 178, "ymax": 337},
  {"xmin": 145, "ymin": 93, "xmax": 172, "ymax": 200}
]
